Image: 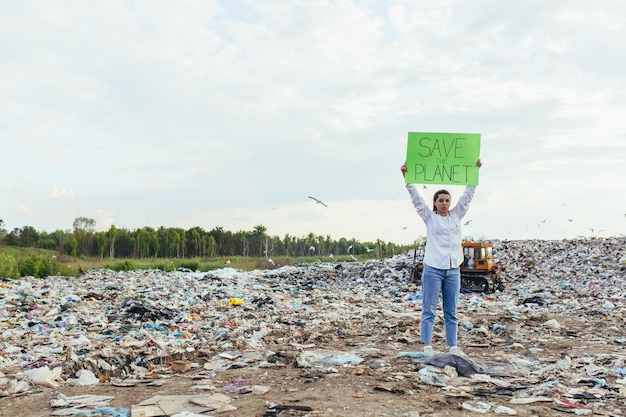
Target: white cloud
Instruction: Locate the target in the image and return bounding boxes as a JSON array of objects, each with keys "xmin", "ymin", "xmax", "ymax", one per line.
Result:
[
  {"xmin": 48, "ymin": 186, "xmax": 74, "ymax": 199},
  {"xmin": 1, "ymin": 0, "xmax": 626, "ymax": 241}
]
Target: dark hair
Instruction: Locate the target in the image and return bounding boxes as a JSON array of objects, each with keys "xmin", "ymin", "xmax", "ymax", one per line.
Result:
[{"xmin": 432, "ymin": 189, "xmax": 451, "ymax": 212}]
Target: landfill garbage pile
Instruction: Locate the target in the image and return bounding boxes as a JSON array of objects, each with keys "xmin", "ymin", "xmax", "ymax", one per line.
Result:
[{"xmin": 0, "ymin": 236, "xmax": 625, "ymax": 416}]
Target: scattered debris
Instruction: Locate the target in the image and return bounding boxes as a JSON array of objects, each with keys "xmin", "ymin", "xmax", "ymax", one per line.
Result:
[{"xmin": 0, "ymin": 237, "xmax": 625, "ymax": 416}]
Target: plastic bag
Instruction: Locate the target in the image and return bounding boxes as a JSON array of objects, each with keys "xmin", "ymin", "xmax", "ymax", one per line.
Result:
[{"xmin": 22, "ymin": 366, "xmax": 63, "ymax": 388}]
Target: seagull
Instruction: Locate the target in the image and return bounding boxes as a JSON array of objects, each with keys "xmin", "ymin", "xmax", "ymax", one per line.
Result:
[
  {"xmin": 402, "ymin": 226, "xmax": 408, "ymax": 230},
  {"xmin": 365, "ymin": 247, "xmax": 373, "ymax": 253},
  {"xmin": 347, "ymin": 244, "xmax": 353, "ymax": 253},
  {"xmin": 268, "ymin": 259, "xmax": 275, "ymax": 266},
  {"xmin": 309, "ymin": 246, "xmax": 315, "ymax": 254},
  {"xmin": 308, "ymin": 196, "xmax": 328, "ymax": 207},
  {"xmin": 463, "ymin": 220, "xmax": 472, "ymax": 226}
]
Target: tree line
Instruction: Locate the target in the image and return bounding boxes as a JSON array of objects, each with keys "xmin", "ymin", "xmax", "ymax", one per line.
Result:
[{"xmin": 0, "ymin": 218, "xmax": 416, "ymax": 260}]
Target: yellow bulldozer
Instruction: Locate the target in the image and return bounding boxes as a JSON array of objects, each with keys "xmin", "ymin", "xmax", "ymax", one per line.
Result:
[{"xmin": 409, "ymin": 240, "xmax": 505, "ymax": 293}]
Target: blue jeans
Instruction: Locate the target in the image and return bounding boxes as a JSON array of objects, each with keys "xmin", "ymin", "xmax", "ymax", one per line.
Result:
[{"xmin": 420, "ymin": 264, "xmax": 460, "ymax": 346}]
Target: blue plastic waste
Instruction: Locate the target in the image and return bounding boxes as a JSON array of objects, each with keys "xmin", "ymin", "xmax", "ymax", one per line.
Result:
[
  {"xmin": 398, "ymin": 351, "xmax": 432, "ymax": 359},
  {"xmin": 75, "ymin": 407, "xmax": 130, "ymax": 417}
]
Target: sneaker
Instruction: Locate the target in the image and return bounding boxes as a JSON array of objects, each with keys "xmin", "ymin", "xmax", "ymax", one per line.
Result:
[
  {"xmin": 423, "ymin": 346, "xmax": 436, "ymax": 357},
  {"xmin": 449, "ymin": 346, "xmax": 465, "ymax": 356}
]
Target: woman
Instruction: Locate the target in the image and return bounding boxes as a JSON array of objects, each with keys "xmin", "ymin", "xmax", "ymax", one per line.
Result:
[{"xmin": 401, "ymin": 159, "xmax": 482, "ymax": 356}]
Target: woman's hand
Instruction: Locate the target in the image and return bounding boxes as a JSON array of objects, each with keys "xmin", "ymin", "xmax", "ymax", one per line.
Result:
[
  {"xmin": 476, "ymin": 159, "xmax": 482, "ymax": 168},
  {"xmin": 400, "ymin": 163, "xmax": 407, "ymax": 177}
]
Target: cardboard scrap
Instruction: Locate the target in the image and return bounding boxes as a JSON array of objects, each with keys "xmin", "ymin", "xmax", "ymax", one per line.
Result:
[
  {"xmin": 131, "ymin": 393, "xmax": 235, "ymax": 417},
  {"xmin": 190, "ymin": 393, "xmax": 237, "ymax": 411},
  {"xmin": 171, "ymin": 360, "xmax": 191, "ymax": 372}
]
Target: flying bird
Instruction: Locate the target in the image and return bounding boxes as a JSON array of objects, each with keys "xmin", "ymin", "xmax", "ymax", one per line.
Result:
[
  {"xmin": 308, "ymin": 196, "xmax": 328, "ymax": 207},
  {"xmin": 463, "ymin": 220, "xmax": 472, "ymax": 226}
]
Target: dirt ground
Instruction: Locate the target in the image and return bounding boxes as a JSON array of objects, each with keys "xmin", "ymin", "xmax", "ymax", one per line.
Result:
[{"xmin": 2, "ymin": 319, "xmax": 625, "ymax": 417}]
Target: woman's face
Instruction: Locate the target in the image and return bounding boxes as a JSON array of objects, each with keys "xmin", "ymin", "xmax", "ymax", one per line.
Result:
[{"xmin": 434, "ymin": 193, "xmax": 451, "ymax": 215}]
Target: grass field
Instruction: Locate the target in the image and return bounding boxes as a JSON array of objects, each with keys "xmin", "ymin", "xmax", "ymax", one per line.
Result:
[{"xmin": 0, "ymin": 246, "xmax": 379, "ymax": 278}]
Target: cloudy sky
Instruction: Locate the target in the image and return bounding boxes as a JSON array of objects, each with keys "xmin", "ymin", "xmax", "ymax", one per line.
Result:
[{"xmin": 2, "ymin": 0, "xmax": 625, "ymax": 245}]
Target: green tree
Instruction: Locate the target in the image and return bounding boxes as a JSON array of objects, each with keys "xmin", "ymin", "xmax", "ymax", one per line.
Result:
[
  {"xmin": 157, "ymin": 226, "xmax": 172, "ymax": 257},
  {"xmin": 19, "ymin": 226, "xmax": 40, "ymax": 247},
  {"xmin": 282, "ymin": 234, "xmax": 295, "ymax": 256},
  {"xmin": 96, "ymin": 232, "xmax": 106, "ymax": 259},
  {"xmin": 305, "ymin": 232, "xmax": 317, "ymax": 257},
  {"xmin": 206, "ymin": 235, "xmax": 216, "ymax": 257},
  {"xmin": 147, "ymin": 228, "xmax": 159, "ymax": 258},
  {"xmin": 69, "ymin": 237, "xmax": 78, "ymax": 257},
  {"xmin": 237, "ymin": 230, "xmax": 248, "ymax": 257},
  {"xmin": 73, "ymin": 217, "xmax": 96, "ymax": 256},
  {"xmin": 111, "ymin": 228, "xmax": 133, "ymax": 258},
  {"xmin": 252, "ymin": 225, "xmax": 267, "ymax": 258},
  {"xmin": 5, "ymin": 228, "xmax": 20, "ymax": 246},
  {"xmin": 187, "ymin": 227, "xmax": 202, "ymax": 258},
  {"xmin": 170, "ymin": 229, "xmax": 180, "ymax": 258},
  {"xmin": 0, "ymin": 219, "xmax": 6, "ymax": 245},
  {"xmin": 209, "ymin": 227, "xmax": 224, "ymax": 255},
  {"xmin": 38, "ymin": 230, "xmax": 64, "ymax": 250},
  {"xmin": 134, "ymin": 228, "xmax": 148, "ymax": 258},
  {"xmin": 107, "ymin": 225, "xmax": 118, "ymax": 258}
]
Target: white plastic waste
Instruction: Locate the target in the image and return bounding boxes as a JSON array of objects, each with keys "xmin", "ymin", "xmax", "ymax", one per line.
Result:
[{"xmin": 21, "ymin": 366, "xmax": 63, "ymax": 388}]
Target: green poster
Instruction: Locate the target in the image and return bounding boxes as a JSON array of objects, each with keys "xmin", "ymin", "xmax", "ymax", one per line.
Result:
[{"xmin": 405, "ymin": 132, "xmax": 481, "ymax": 185}]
